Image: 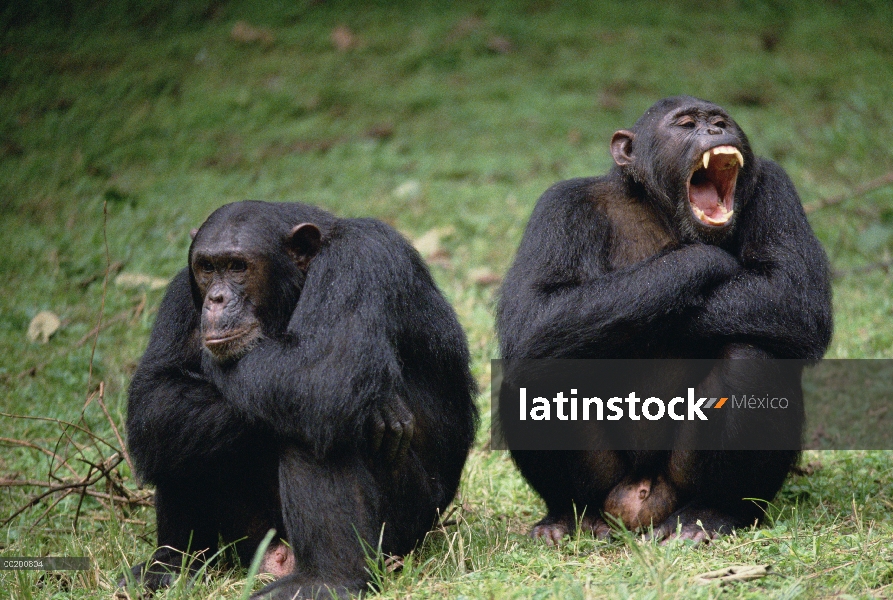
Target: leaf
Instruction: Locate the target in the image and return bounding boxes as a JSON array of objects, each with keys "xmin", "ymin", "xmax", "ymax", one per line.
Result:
[
  {"xmin": 694, "ymin": 564, "xmax": 771, "ymax": 585},
  {"xmin": 393, "ymin": 180, "xmax": 421, "ymax": 200},
  {"xmin": 230, "ymin": 21, "xmax": 275, "ymax": 46},
  {"xmin": 412, "ymin": 226, "xmax": 455, "ymax": 259},
  {"xmin": 468, "ymin": 267, "xmax": 501, "ymax": 286},
  {"xmin": 486, "ymin": 36, "xmax": 514, "ymax": 54},
  {"xmin": 27, "ymin": 311, "xmax": 61, "ymax": 343},
  {"xmin": 331, "ymin": 25, "xmax": 358, "ymax": 51}
]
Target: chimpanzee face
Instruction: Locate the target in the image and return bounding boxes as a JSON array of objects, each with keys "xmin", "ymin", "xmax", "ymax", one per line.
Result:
[
  {"xmin": 189, "ymin": 208, "xmax": 322, "ymax": 362},
  {"xmin": 190, "ymin": 246, "xmax": 265, "ymax": 361},
  {"xmin": 610, "ymin": 96, "xmax": 755, "ymax": 243}
]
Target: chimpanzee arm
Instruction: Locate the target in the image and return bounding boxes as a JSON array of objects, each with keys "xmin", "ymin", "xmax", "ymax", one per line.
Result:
[
  {"xmin": 202, "ymin": 220, "xmax": 440, "ymax": 458},
  {"xmin": 497, "ymin": 178, "xmax": 741, "ymax": 359},
  {"xmin": 687, "ymin": 160, "xmax": 833, "ymax": 359},
  {"xmin": 126, "ymin": 269, "xmax": 249, "ymax": 483}
]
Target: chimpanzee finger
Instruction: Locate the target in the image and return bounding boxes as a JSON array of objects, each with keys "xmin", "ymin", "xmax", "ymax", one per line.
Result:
[
  {"xmin": 369, "ymin": 409, "xmax": 386, "ymax": 453},
  {"xmin": 651, "ymin": 520, "xmax": 671, "ymax": 541},
  {"xmin": 530, "ymin": 523, "xmax": 567, "ymax": 546},
  {"xmin": 382, "ymin": 417, "xmax": 403, "ymax": 463},
  {"xmin": 394, "ymin": 415, "xmax": 414, "ymax": 461}
]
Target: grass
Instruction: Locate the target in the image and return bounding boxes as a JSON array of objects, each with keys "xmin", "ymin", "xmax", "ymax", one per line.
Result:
[{"xmin": 1, "ymin": 0, "xmax": 892, "ymax": 598}]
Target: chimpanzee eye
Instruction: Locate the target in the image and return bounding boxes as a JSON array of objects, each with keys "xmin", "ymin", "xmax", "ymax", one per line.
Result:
[
  {"xmin": 199, "ymin": 260, "xmax": 214, "ymax": 274},
  {"xmin": 229, "ymin": 259, "xmax": 247, "ymax": 273},
  {"xmin": 677, "ymin": 117, "xmax": 696, "ymax": 128},
  {"xmin": 713, "ymin": 119, "xmax": 727, "ymax": 128}
]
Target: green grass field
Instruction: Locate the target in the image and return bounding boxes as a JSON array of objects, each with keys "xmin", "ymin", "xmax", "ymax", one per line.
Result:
[{"xmin": 1, "ymin": 1, "xmax": 892, "ymax": 598}]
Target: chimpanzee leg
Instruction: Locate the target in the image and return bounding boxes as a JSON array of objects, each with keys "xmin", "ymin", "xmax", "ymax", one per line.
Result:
[
  {"xmin": 511, "ymin": 450, "xmax": 577, "ymax": 544},
  {"xmin": 252, "ymin": 447, "xmax": 438, "ymax": 600},
  {"xmin": 125, "ymin": 481, "xmax": 222, "ymax": 590},
  {"xmin": 216, "ymin": 449, "xmax": 285, "ymax": 567},
  {"xmin": 660, "ymin": 344, "xmax": 803, "ymax": 541},
  {"xmin": 125, "ymin": 447, "xmax": 281, "ymax": 591},
  {"xmin": 513, "ymin": 449, "xmax": 626, "ymax": 544}
]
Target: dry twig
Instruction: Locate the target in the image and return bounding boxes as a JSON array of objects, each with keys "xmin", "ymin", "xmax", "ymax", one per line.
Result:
[
  {"xmin": 1, "ymin": 198, "xmax": 152, "ymax": 534},
  {"xmin": 804, "ymin": 171, "xmax": 893, "ymax": 214},
  {"xmin": 0, "ymin": 426, "xmax": 152, "ymax": 529},
  {"xmin": 832, "ymin": 258, "xmax": 893, "ymax": 279}
]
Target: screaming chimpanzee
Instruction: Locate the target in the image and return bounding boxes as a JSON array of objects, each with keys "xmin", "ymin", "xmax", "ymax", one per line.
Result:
[
  {"xmin": 496, "ymin": 96, "xmax": 832, "ymax": 544},
  {"xmin": 125, "ymin": 201, "xmax": 478, "ymax": 599}
]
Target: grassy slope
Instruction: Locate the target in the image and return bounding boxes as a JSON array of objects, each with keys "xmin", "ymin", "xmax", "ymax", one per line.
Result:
[{"xmin": 1, "ymin": 0, "xmax": 891, "ymax": 597}]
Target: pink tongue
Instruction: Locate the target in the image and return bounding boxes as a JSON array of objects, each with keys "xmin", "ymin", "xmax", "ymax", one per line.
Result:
[{"xmin": 690, "ymin": 182, "xmax": 723, "ymax": 218}]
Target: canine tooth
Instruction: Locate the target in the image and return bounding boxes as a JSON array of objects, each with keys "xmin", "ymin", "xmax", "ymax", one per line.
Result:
[
  {"xmin": 710, "ymin": 146, "xmax": 744, "ymax": 167},
  {"xmin": 702, "ymin": 151, "xmax": 710, "ymax": 170}
]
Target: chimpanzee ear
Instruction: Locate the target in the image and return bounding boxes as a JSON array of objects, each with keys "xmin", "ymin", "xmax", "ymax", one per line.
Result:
[
  {"xmin": 190, "ymin": 228, "xmax": 199, "ymax": 240},
  {"xmin": 610, "ymin": 130, "xmax": 635, "ymax": 167},
  {"xmin": 287, "ymin": 223, "xmax": 323, "ymax": 270}
]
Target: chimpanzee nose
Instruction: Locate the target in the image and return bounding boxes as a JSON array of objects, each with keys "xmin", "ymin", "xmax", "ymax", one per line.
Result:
[{"xmin": 707, "ymin": 126, "xmax": 722, "ymax": 135}]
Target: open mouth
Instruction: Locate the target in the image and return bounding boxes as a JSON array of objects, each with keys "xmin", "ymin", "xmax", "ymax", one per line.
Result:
[{"xmin": 687, "ymin": 145, "xmax": 743, "ymax": 226}]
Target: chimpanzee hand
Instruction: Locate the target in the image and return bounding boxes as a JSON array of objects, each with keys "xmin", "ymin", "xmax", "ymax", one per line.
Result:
[
  {"xmin": 677, "ymin": 243, "xmax": 741, "ymax": 285},
  {"xmin": 369, "ymin": 396, "xmax": 414, "ymax": 463}
]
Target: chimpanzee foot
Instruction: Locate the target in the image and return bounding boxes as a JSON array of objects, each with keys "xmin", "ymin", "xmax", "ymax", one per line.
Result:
[
  {"xmin": 530, "ymin": 513, "xmax": 611, "ymax": 545},
  {"xmin": 529, "ymin": 513, "xmax": 572, "ymax": 546},
  {"xmin": 654, "ymin": 507, "xmax": 738, "ymax": 544},
  {"xmin": 116, "ymin": 546, "xmax": 209, "ymax": 592},
  {"xmin": 582, "ymin": 515, "xmax": 613, "ymax": 540},
  {"xmin": 117, "ymin": 559, "xmax": 185, "ymax": 592},
  {"xmin": 250, "ymin": 574, "xmax": 364, "ymax": 599}
]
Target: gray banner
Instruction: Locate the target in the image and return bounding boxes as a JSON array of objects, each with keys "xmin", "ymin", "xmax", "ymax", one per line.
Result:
[
  {"xmin": 0, "ymin": 557, "xmax": 90, "ymax": 571},
  {"xmin": 491, "ymin": 359, "xmax": 893, "ymax": 451}
]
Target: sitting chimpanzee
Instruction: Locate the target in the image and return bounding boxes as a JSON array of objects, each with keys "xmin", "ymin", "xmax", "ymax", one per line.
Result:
[
  {"xmin": 497, "ymin": 96, "xmax": 832, "ymax": 544},
  {"xmin": 124, "ymin": 201, "xmax": 478, "ymax": 599}
]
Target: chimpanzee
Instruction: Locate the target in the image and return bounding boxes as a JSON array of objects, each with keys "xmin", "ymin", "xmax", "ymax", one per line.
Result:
[
  {"xmin": 496, "ymin": 96, "xmax": 832, "ymax": 544},
  {"xmin": 124, "ymin": 201, "xmax": 478, "ymax": 599}
]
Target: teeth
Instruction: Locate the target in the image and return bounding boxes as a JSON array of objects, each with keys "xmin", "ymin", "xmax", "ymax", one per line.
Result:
[
  {"xmin": 691, "ymin": 204, "xmax": 734, "ymax": 226},
  {"xmin": 701, "ymin": 146, "xmax": 745, "ymax": 170}
]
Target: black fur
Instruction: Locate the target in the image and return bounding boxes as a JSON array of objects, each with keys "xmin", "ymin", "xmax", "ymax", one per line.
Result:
[
  {"xmin": 125, "ymin": 201, "xmax": 478, "ymax": 598},
  {"xmin": 496, "ymin": 96, "xmax": 832, "ymax": 541}
]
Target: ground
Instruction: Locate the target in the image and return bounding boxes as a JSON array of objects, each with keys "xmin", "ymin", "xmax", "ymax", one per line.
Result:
[{"xmin": 1, "ymin": 1, "xmax": 892, "ymax": 598}]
